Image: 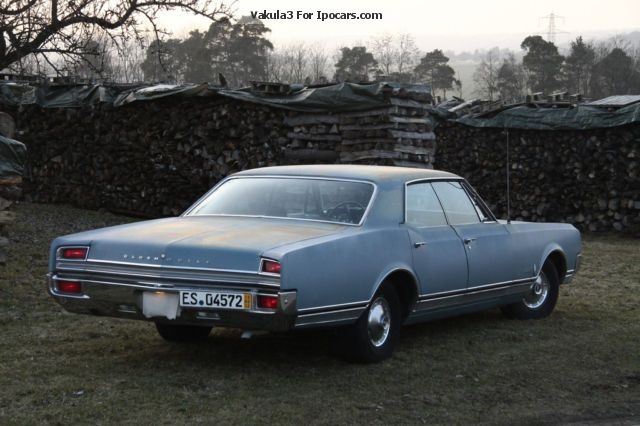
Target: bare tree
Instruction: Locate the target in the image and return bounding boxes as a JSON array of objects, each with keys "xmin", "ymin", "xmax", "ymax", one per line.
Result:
[
  {"xmin": 370, "ymin": 34, "xmax": 395, "ymax": 76},
  {"xmin": 369, "ymin": 33, "xmax": 418, "ymax": 81},
  {"xmin": 0, "ymin": 0, "xmax": 232, "ymax": 73},
  {"xmin": 110, "ymin": 39, "xmax": 146, "ymax": 82},
  {"xmin": 308, "ymin": 43, "xmax": 329, "ymax": 84},
  {"xmin": 265, "ymin": 50, "xmax": 284, "ymax": 82},
  {"xmin": 473, "ymin": 48, "xmax": 500, "ymax": 100},
  {"xmin": 395, "ymin": 33, "xmax": 418, "ymax": 75},
  {"xmin": 285, "ymin": 44, "xmax": 308, "ymax": 83}
]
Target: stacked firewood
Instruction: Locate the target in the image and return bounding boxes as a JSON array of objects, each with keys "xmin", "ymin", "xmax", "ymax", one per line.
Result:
[
  {"xmin": 338, "ymin": 99, "xmax": 435, "ymax": 168},
  {"xmin": 0, "ymin": 178, "xmax": 17, "ymax": 265},
  {"xmin": 21, "ymin": 98, "xmax": 290, "ymax": 217},
  {"xmin": 435, "ymin": 122, "xmax": 640, "ymax": 234},
  {"xmin": 19, "ymin": 91, "xmax": 436, "ymax": 218},
  {"xmin": 283, "ymin": 90, "xmax": 436, "ymax": 168},
  {"xmin": 0, "ymin": 112, "xmax": 19, "ymax": 265},
  {"xmin": 283, "ymin": 114, "xmax": 341, "ymax": 163}
]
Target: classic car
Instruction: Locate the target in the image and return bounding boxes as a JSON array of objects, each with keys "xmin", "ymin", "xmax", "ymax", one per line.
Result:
[{"xmin": 48, "ymin": 165, "xmax": 581, "ymax": 362}]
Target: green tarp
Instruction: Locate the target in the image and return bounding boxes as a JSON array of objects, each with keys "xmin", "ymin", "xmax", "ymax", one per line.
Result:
[
  {"xmin": 0, "ymin": 135, "xmax": 26, "ymax": 179},
  {"xmin": 454, "ymin": 102, "xmax": 640, "ymax": 130},
  {"xmin": 113, "ymin": 81, "xmax": 427, "ymax": 112},
  {"xmin": 0, "ymin": 81, "xmax": 431, "ymax": 113}
]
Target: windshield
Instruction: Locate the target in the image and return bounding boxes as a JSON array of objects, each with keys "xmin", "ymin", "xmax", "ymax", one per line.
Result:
[{"xmin": 189, "ymin": 177, "xmax": 375, "ymax": 225}]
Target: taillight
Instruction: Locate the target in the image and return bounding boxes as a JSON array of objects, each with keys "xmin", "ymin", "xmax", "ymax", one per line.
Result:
[
  {"xmin": 57, "ymin": 280, "xmax": 82, "ymax": 294},
  {"xmin": 257, "ymin": 295, "xmax": 279, "ymax": 309},
  {"xmin": 60, "ymin": 247, "xmax": 88, "ymax": 260},
  {"xmin": 262, "ymin": 259, "xmax": 281, "ymax": 274}
]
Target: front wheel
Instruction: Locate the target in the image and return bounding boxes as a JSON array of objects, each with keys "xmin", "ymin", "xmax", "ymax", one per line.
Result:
[
  {"xmin": 500, "ymin": 261, "xmax": 560, "ymax": 319},
  {"xmin": 338, "ymin": 283, "xmax": 401, "ymax": 363},
  {"xmin": 155, "ymin": 323, "xmax": 212, "ymax": 342}
]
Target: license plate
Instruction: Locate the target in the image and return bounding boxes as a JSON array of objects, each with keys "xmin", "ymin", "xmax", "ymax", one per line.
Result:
[{"xmin": 179, "ymin": 291, "xmax": 251, "ymax": 310}]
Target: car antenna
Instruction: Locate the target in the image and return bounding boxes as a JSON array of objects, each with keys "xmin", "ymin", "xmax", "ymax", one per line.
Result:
[{"xmin": 505, "ymin": 126, "xmax": 511, "ymax": 224}]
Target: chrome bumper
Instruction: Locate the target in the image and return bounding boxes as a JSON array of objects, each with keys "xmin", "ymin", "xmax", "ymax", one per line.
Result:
[
  {"xmin": 47, "ymin": 273, "xmax": 297, "ymax": 332},
  {"xmin": 563, "ymin": 253, "xmax": 581, "ymax": 284}
]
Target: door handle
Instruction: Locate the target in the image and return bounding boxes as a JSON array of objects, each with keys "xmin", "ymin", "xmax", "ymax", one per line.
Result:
[
  {"xmin": 463, "ymin": 237, "xmax": 477, "ymax": 244},
  {"xmin": 413, "ymin": 242, "xmax": 427, "ymax": 248}
]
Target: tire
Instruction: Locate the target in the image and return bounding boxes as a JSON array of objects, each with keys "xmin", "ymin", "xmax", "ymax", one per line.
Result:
[
  {"xmin": 338, "ymin": 283, "xmax": 402, "ymax": 363},
  {"xmin": 501, "ymin": 261, "xmax": 560, "ymax": 320},
  {"xmin": 155, "ymin": 322, "xmax": 212, "ymax": 342}
]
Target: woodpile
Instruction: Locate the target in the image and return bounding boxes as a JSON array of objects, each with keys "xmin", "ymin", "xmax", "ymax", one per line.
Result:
[
  {"xmin": 0, "ymin": 111, "xmax": 18, "ymax": 265},
  {"xmin": 338, "ymin": 102, "xmax": 434, "ymax": 167},
  {"xmin": 435, "ymin": 122, "xmax": 640, "ymax": 234},
  {"xmin": 0, "ymin": 176, "xmax": 20, "ymax": 265},
  {"xmin": 284, "ymin": 90, "xmax": 436, "ymax": 168},
  {"xmin": 18, "ymin": 90, "xmax": 435, "ymax": 218},
  {"xmin": 20, "ymin": 98, "xmax": 290, "ymax": 217}
]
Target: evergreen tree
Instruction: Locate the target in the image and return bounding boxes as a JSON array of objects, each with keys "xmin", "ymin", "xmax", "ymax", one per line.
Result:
[
  {"xmin": 520, "ymin": 35, "xmax": 564, "ymax": 93},
  {"xmin": 564, "ymin": 36, "xmax": 596, "ymax": 96},
  {"xmin": 334, "ymin": 46, "xmax": 378, "ymax": 82},
  {"xmin": 590, "ymin": 48, "xmax": 640, "ymax": 97},
  {"xmin": 141, "ymin": 39, "xmax": 183, "ymax": 82},
  {"xmin": 414, "ymin": 49, "xmax": 457, "ymax": 99},
  {"xmin": 496, "ymin": 54, "xmax": 525, "ymax": 102}
]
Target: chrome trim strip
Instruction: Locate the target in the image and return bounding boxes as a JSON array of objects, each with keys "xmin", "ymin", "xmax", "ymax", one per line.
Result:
[
  {"xmin": 52, "ymin": 275, "xmax": 271, "ymax": 293},
  {"xmin": 297, "ymin": 306, "xmax": 364, "ymax": 318},
  {"xmin": 403, "ymin": 177, "xmax": 464, "ymax": 225},
  {"xmin": 183, "ymin": 175, "xmax": 379, "ymax": 227},
  {"xmin": 189, "ymin": 213, "xmax": 363, "ymax": 227},
  {"xmin": 55, "ymin": 264, "xmax": 280, "ymax": 288},
  {"xmin": 258, "ymin": 257, "xmax": 281, "ymax": 277},
  {"xmin": 418, "ymin": 276, "xmax": 536, "ymax": 299},
  {"xmin": 78, "ymin": 259, "xmax": 257, "ymax": 274},
  {"xmin": 49, "ymin": 289, "xmax": 91, "ymax": 299},
  {"xmin": 56, "ymin": 245, "xmax": 90, "ymax": 262},
  {"xmin": 297, "ymin": 300, "xmax": 369, "ymax": 313},
  {"xmin": 414, "ymin": 281, "xmax": 532, "ymax": 312},
  {"xmin": 294, "ymin": 306, "xmax": 365, "ymax": 328},
  {"xmin": 294, "ymin": 316, "xmax": 361, "ymax": 328}
]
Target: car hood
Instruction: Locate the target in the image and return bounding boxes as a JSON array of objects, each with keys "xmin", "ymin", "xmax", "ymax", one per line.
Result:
[{"xmin": 52, "ymin": 216, "xmax": 346, "ymax": 271}]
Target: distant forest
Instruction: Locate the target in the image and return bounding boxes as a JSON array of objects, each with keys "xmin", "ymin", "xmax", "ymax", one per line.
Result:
[{"xmin": 7, "ymin": 15, "xmax": 640, "ymax": 102}]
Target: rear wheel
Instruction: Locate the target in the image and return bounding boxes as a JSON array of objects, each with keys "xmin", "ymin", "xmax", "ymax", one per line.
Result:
[
  {"xmin": 155, "ymin": 323, "xmax": 212, "ymax": 342},
  {"xmin": 501, "ymin": 261, "xmax": 560, "ymax": 319},
  {"xmin": 338, "ymin": 283, "xmax": 401, "ymax": 363}
]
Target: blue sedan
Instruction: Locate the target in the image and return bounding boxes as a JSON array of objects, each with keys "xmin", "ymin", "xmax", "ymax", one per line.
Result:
[{"xmin": 48, "ymin": 165, "xmax": 581, "ymax": 362}]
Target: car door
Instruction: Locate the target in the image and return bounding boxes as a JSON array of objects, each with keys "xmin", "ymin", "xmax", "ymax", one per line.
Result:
[
  {"xmin": 404, "ymin": 182, "xmax": 468, "ymax": 296},
  {"xmin": 431, "ymin": 180, "xmax": 514, "ymax": 289}
]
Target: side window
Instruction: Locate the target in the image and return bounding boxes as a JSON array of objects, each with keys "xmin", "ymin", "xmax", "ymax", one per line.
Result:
[
  {"xmin": 432, "ymin": 181, "xmax": 480, "ymax": 225},
  {"xmin": 406, "ymin": 183, "xmax": 447, "ymax": 227},
  {"xmin": 464, "ymin": 184, "xmax": 493, "ymax": 222}
]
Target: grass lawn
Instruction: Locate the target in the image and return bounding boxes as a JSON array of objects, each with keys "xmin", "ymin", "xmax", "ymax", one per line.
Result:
[{"xmin": 0, "ymin": 203, "xmax": 638, "ymax": 425}]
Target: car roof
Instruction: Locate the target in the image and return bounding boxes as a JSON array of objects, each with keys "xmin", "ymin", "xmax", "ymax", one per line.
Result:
[{"xmin": 232, "ymin": 164, "xmax": 460, "ymax": 184}]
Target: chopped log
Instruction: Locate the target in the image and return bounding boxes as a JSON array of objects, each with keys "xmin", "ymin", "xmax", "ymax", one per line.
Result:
[
  {"xmin": 389, "ymin": 130, "xmax": 436, "ymax": 140},
  {"xmin": 0, "ymin": 112, "xmax": 15, "ymax": 138},
  {"xmin": 284, "ymin": 149, "xmax": 339, "ymax": 162},
  {"xmin": 284, "ymin": 114, "xmax": 339, "ymax": 126},
  {"xmin": 286, "ymin": 132, "xmax": 341, "ymax": 142}
]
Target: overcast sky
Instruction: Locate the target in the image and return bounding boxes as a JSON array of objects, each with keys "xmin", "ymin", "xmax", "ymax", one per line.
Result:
[{"xmin": 158, "ymin": 0, "xmax": 640, "ymax": 52}]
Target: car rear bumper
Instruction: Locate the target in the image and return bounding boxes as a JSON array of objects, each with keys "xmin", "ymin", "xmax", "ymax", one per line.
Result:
[{"xmin": 47, "ymin": 273, "xmax": 298, "ymax": 332}]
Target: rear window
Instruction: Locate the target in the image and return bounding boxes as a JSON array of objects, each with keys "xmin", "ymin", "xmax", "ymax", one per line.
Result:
[{"xmin": 190, "ymin": 177, "xmax": 375, "ymax": 225}]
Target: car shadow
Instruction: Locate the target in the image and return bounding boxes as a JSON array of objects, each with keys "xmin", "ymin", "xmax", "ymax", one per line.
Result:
[{"xmin": 106, "ymin": 309, "xmax": 521, "ymax": 369}]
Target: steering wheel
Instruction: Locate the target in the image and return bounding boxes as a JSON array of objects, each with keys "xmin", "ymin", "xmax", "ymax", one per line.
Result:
[{"xmin": 325, "ymin": 201, "xmax": 366, "ymax": 223}]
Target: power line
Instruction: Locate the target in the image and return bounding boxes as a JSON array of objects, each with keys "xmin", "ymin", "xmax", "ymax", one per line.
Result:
[{"xmin": 539, "ymin": 13, "xmax": 568, "ymax": 44}]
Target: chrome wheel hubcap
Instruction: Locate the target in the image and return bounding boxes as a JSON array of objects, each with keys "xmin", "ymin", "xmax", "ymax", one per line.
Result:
[
  {"xmin": 523, "ymin": 272, "xmax": 549, "ymax": 309},
  {"xmin": 367, "ymin": 297, "xmax": 391, "ymax": 347}
]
